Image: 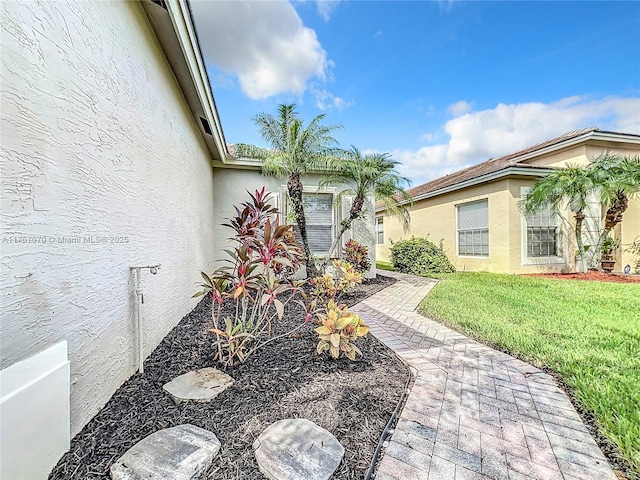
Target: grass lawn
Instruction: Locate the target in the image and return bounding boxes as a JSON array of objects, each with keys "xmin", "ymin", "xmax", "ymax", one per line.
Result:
[
  {"xmin": 376, "ymin": 260, "xmax": 394, "ymax": 271},
  {"xmin": 419, "ymin": 272, "xmax": 640, "ymax": 477}
]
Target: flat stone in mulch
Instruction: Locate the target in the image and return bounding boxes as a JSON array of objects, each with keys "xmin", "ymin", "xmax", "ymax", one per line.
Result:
[
  {"xmin": 163, "ymin": 367, "xmax": 234, "ymax": 404},
  {"xmin": 253, "ymin": 418, "xmax": 344, "ymax": 480},
  {"xmin": 49, "ymin": 275, "xmax": 406, "ymax": 480},
  {"xmin": 110, "ymin": 424, "xmax": 220, "ymax": 480}
]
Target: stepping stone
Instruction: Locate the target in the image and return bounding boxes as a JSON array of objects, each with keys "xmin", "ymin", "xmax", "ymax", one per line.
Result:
[
  {"xmin": 163, "ymin": 367, "xmax": 234, "ymax": 404},
  {"xmin": 110, "ymin": 424, "xmax": 220, "ymax": 480},
  {"xmin": 253, "ymin": 418, "xmax": 344, "ymax": 480}
]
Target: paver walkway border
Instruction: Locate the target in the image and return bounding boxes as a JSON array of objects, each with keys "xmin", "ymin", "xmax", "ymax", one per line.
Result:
[{"xmin": 353, "ymin": 270, "xmax": 616, "ymax": 480}]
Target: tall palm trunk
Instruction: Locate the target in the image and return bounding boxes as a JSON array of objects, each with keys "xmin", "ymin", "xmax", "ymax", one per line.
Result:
[
  {"xmin": 590, "ymin": 192, "xmax": 628, "ymax": 269},
  {"xmin": 322, "ymin": 193, "xmax": 366, "ymax": 269},
  {"xmin": 574, "ymin": 210, "xmax": 587, "ymax": 272},
  {"xmin": 288, "ymin": 173, "xmax": 318, "ymax": 278}
]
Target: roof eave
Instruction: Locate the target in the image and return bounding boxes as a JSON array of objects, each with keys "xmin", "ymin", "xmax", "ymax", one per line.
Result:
[
  {"xmin": 376, "ymin": 166, "xmax": 554, "ymax": 212},
  {"xmin": 140, "ymin": 0, "xmax": 229, "ymax": 163}
]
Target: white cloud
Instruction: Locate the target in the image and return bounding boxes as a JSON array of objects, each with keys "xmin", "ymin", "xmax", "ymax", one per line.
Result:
[
  {"xmin": 311, "ymin": 85, "xmax": 353, "ymax": 110},
  {"xmin": 191, "ymin": 0, "xmax": 331, "ymax": 99},
  {"xmin": 316, "ymin": 0, "xmax": 340, "ymax": 21},
  {"xmin": 400, "ymin": 96, "xmax": 640, "ymax": 186},
  {"xmin": 447, "ymin": 100, "xmax": 473, "ymax": 116}
]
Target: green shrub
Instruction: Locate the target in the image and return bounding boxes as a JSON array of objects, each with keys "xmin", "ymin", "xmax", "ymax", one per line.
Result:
[{"xmin": 390, "ymin": 236, "xmax": 456, "ymax": 275}]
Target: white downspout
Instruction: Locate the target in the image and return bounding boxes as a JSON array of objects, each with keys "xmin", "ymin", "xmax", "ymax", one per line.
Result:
[{"xmin": 130, "ymin": 265, "xmax": 160, "ymax": 374}]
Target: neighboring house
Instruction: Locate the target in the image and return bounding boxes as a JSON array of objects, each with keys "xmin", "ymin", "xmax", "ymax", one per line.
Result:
[
  {"xmin": 0, "ymin": 1, "xmax": 373, "ymax": 478},
  {"xmin": 376, "ymin": 128, "xmax": 640, "ymax": 274}
]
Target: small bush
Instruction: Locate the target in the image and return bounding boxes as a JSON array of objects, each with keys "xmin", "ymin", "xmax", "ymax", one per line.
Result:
[
  {"xmin": 342, "ymin": 239, "xmax": 371, "ymax": 274},
  {"xmin": 310, "ymin": 259, "xmax": 363, "ymax": 303},
  {"xmin": 315, "ymin": 299, "xmax": 369, "ymax": 360},
  {"xmin": 390, "ymin": 236, "xmax": 456, "ymax": 275}
]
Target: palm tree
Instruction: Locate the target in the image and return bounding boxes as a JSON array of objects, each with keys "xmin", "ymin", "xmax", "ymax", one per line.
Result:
[
  {"xmin": 588, "ymin": 154, "xmax": 640, "ymax": 268},
  {"xmin": 319, "ymin": 146, "xmax": 412, "ymax": 268},
  {"xmin": 523, "ymin": 165, "xmax": 596, "ymax": 272},
  {"xmin": 235, "ymin": 104, "xmax": 342, "ymax": 277}
]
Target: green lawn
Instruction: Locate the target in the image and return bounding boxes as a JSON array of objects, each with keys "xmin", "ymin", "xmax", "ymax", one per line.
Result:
[
  {"xmin": 375, "ymin": 260, "xmax": 394, "ymax": 271},
  {"xmin": 418, "ymin": 272, "xmax": 640, "ymax": 477}
]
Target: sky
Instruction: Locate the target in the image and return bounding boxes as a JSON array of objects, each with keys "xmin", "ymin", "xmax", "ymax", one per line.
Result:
[{"xmin": 191, "ymin": 0, "xmax": 640, "ymax": 187}]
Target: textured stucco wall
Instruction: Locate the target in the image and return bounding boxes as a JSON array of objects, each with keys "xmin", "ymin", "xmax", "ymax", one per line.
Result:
[{"xmin": 1, "ymin": 0, "xmax": 216, "ymax": 435}]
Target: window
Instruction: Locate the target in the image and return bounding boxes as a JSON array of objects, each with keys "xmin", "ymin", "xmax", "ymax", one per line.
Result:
[
  {"xmin": 525, "ymin": 205, "xmax": 558, "ymax": 257},
  {"xmin": 375, "ymin": 216, "xmax": 384, "ymax": 244},
  {"xmin": 457, "ymin": 200, "xmax": 489, "ymax": 256},
  {"xmin": 295, "ymin": 193, "xmax": 333, "ymax": 254}
]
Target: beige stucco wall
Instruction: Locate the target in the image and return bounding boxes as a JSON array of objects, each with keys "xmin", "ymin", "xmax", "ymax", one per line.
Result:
[
  {"xmin": 377, "ymin": 142, "xmax": 640, "ymax": 274},
  {"xmin": 1, "ymin": 0, "xmax": 217, "ymax": 435}
]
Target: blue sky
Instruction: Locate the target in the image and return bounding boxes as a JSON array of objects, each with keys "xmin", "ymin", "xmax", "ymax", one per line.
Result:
[{"xmin": 191, "ymin": 1, "xmax": 640, "ymax": 186}]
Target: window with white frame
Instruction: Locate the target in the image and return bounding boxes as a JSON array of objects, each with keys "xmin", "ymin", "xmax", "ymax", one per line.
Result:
[
  {"xmin": 457, "ymin": 200, "xmax": 489, "ymax": 256},
  {"xmin": 375, "ymin": 216, "xmax": 384, "ymax": 244},
  {"xmin": 295, "ymin": 193, "xmax": 333, "ymax": 255},
  {"xmin": 525, "ymin": 204, "xmax": 558, "ymax": 257}
]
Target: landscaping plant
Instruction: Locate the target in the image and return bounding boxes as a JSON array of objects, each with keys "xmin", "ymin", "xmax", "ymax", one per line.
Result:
[
  {"xmin": 342, "ymin": 239, "xmax": 372, "ymax": 274},
  {"xmin": 194, "ymin": 187, "xmax": 307, "ymax": 366},
  {"xmin": 315, "ymin": 299, "xmax": 369, "ymax": 360},
  {"xmin": 319, "ymin": 146, "xmax": 411, "ymax": 267},
  {"xmin": 390, "ymin": 236, "xmax": 456, "ymax": 275},
  {"xmin": 235, "ymin": 104, "xmax": 342, "ymax": 278},
  {"xmin": 310, "ymin": 259, "xmax": 363, "ymax": 304}
]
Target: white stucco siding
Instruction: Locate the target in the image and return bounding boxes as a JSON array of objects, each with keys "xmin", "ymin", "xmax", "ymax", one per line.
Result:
[{"xmin": 1, "ymin": 0, "xmax": 216, "ymax": 435}]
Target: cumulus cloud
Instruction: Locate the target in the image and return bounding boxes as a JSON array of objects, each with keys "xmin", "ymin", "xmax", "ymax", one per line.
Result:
[
  {"xmin": 399, "ymin": 96, "xmax": 640, "ymax": 186},
  {"xmin": 191, "ymin": 0, "xmax": 330, "ymax": 99}
]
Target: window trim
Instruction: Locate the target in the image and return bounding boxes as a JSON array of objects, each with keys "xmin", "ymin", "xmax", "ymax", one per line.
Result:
[
  {"xmin": 456, "ymin": 199, "xmax": 489, "ymax": 258},
  {"xmin": 520, "ymin": 186, "xmax": 567, "ymax": 266}
]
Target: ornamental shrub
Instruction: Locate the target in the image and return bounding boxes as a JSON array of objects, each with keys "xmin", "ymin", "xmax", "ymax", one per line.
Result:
[
  {"xmin": 342, "ymin": 239, "xmax": 371, "ymax": 274},
  {"xmin": 390, "ymin": 236, "xmax": 456, "ymax": 275}
]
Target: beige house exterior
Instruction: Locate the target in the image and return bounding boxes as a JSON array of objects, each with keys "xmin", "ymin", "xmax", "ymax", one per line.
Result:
[{"xmin": 376, "ymin": 129, "xmax": 640, "ymax": 274}]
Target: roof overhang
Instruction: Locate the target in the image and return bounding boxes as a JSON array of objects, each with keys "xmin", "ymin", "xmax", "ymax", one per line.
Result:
[
  {"xmin": 516, "ymin": 130, "xmax": 640, "ymax": 164},
  {"xmin": 140, "ymin": 0, "xmax": 229, "ymax": 163},
  {"xmin": 376, "ymin": 166, "xmax": 554, "ymax": 212}
]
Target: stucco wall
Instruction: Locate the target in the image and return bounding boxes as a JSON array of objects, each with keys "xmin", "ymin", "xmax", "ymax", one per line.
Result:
[
  {"xmin": 210, "ymin": 168, "xmax": 376, "ymax": 277},
  {"xmin": 1, "ymin": 0, "xmax": 216, "ymax": 435}
]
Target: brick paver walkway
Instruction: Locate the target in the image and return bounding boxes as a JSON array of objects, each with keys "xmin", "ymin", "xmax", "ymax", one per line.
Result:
[{"xmin": 353, "ymin": 271, "xmax": 616, "ymax": 480}]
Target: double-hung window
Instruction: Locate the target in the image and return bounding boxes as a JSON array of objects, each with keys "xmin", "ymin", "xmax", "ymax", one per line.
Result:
[
  {"xmin": 298, "ymin": 193, "xmax": 333, "ymax": 255},
  {"xmin": 525, "ymin": 204, "xmax": 558, "ymax": 257},
  {"xmin": 375, "ymin": 216, "xmax": 384, "ymax": 245},
  {"xmin": 457, "ymin": 200, "xmax": 489, "ymax": 256}
]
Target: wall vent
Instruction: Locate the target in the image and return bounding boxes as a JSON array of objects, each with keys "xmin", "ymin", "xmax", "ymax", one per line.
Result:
[{"xmin": 200, "ymin": 117, "xmax": 212, "ymax": 136}]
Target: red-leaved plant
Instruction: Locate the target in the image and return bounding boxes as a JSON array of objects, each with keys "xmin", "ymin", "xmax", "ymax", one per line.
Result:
[{"xmin": 194, "ymin": 187, "xmax": 308, "ymax": 366}]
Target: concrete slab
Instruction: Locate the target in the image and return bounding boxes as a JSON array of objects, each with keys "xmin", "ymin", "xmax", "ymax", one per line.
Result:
[
  {"xmin": 253, "ymin": 418, "xmax": 344, "ymax": 480},
  {"xmin": 163, "ymin": 367, "xmax": 234, "ymax": 404},
  {"xmin": 110, "ymin": 424, "xmax": 220, "ymax": 480}
]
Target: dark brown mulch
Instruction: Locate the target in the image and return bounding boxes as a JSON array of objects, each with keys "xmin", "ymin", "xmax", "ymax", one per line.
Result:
[
  {"xmin": 524, "ymin": 271, "xmax": 640, "ymax": 283},
  {"xmin": 49, "ymin": 275, "xmax": 407, "ymax": 480}
]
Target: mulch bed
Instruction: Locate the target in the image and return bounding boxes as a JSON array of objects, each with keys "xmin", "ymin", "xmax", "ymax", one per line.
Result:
[
  {"xmin": 524, "ymin": 270, "xmax": 640, "ymax": 283},
  {"xmin": 49, "ymin": 275, "xmax": 408, "ymax": 480}
]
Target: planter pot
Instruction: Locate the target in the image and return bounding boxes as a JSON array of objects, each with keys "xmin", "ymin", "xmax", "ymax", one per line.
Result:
[{"xmin": 601, "ymin": 260, "xmax": 616, "ymax": 273}]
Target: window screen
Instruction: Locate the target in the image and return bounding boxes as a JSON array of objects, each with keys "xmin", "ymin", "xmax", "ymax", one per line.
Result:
[
  {"xmin": 294, "ymin": 193, "xmax": 333, "ymax": 254},
  {"xmin": 525, "ymin": 204, "xmax": 558, "ymax": 257}
]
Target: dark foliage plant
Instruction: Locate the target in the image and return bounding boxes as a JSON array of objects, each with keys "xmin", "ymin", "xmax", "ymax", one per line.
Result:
[{"xmin": 342, "ymin": 239, "xmax": 372, "ymax": 274}]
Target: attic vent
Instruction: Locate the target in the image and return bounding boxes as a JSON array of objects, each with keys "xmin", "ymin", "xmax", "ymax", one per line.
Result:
[{"xmin": 200, "ymin": 117, "xmax": 212, "ymax": 136}]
